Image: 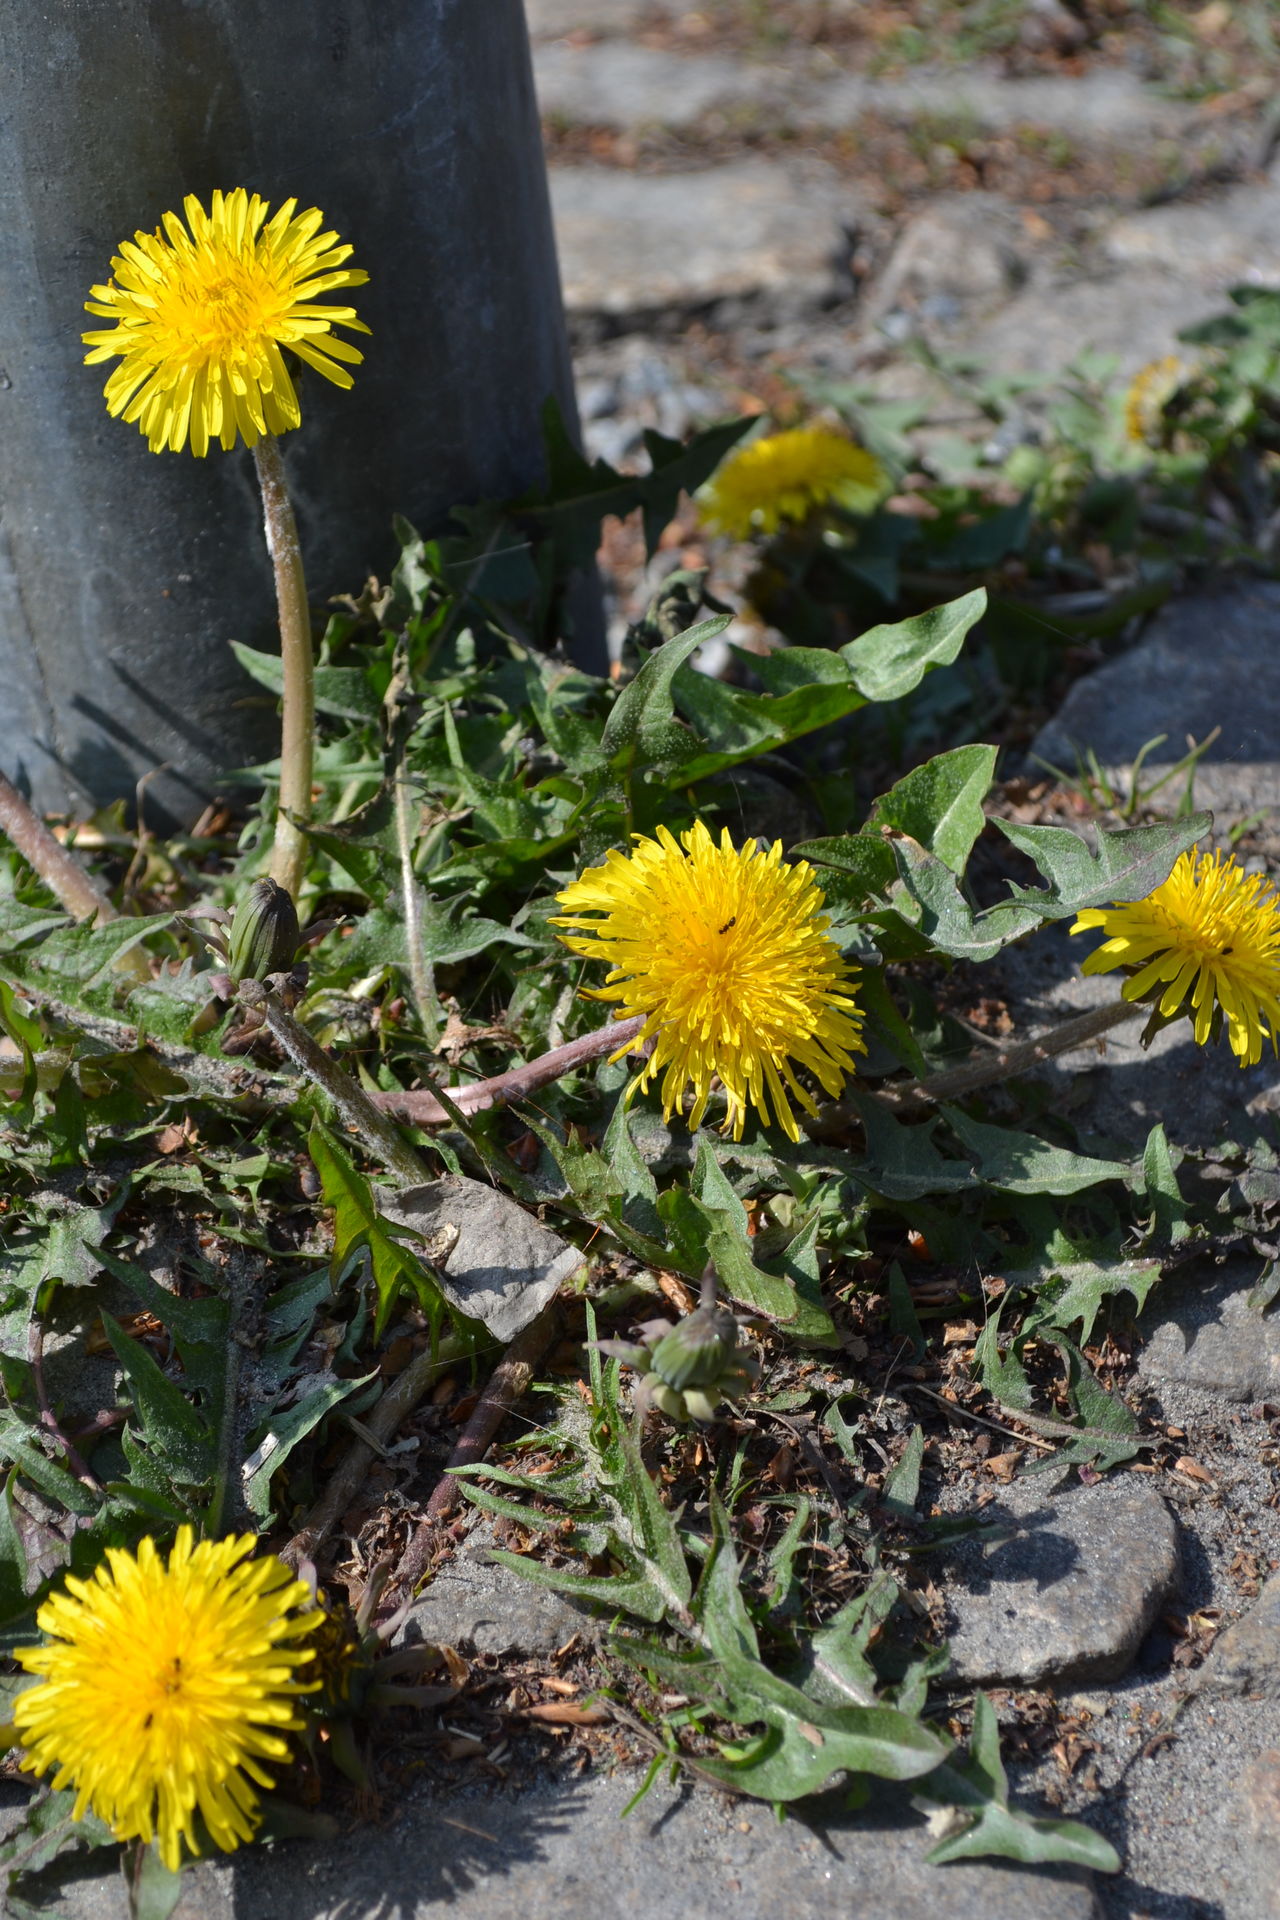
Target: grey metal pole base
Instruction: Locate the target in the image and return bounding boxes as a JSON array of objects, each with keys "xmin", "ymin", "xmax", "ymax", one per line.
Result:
[{"xmin": 0, "ymin": 0, "xmax": 596, "ymax": 827}]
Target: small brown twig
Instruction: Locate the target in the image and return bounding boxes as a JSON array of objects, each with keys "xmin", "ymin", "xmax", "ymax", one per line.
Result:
[
  {"xmin": 387, "ymin": 1298, "xmax": 563, "ymax": 1602},
  {"xmin": 281, "ymin": 1330, "xmax": 479, "ymax": 1569},
  {"xmin": 369, "ymin": 1014, "xmax": 647, "ymax": 1123}
]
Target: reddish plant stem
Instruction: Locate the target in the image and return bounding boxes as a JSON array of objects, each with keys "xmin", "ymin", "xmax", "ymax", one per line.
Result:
[
  {"xmin": 369, "ymin": 1014, "xmax": 646, "ymax": 1123},
  {"xmin": 0, "ymin": 773, "xmax": 115, "ymax": 924},
  {"xmin": 388, "ymin": 1300, "xmax": 562, "ymax": 1601}
]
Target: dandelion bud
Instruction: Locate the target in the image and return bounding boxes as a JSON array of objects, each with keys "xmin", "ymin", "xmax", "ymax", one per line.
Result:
[
  {"xmin": 228, "ymin": 878, "xmax": 299, "ymax": 984},
  {"xmin": 649, "ymin": 1305, "xmax": 741, "ymax": 1391},
  {"xmin": 610, "ymin": 1303, "xmax": 761, "ymax": 1425}
]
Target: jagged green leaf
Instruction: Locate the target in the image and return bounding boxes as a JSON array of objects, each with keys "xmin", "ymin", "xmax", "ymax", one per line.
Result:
[
  {"xmin": 921, "ymin": 1695, "xmax": 1120, "ymax": 1871},
  {"xmin": 308, "ymin": 1118, "xmax": 452, "ymax": 1339},
  {"xmin": 670, "ymin": 591, "xmax": 986, "ymax": 785},
  {"xmin": 870, "ymin": 743, "xmax": 997, "ymax": 875},
  {"xmin": 993, "ymin": 812, "xmax": 1210, "ymax": 919},
  {"xmin": 942, "ymin": 1108, "xmax": 1133, "ymax": 1196},
  {"xmin": 242, "ymin": 1370, "xmax": 377, "ymax": 1521},
  {"xmin": 847, "ymin": 1096, "xmax": 974, "ymax": 1201},
  {"xmin": 101, "ymin": 1313, "xmax": 215, "ymax": 1488},
  {"xmin": 600, "ymin": 616, "xmax": 729, "ymax": 773}
]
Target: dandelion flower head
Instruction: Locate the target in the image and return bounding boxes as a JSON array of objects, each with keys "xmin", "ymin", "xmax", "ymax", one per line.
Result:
[
  {"xmin": 84, "ymin": 188, "xmax": 369, "ymax": 455},
  {"xmin": 553, "ymin": 820, "xmax": 865, "ymax": 1140},
  {"xmin": 698, "ymin": 424, "xmax": 887, "ymax": 540},
  {"xmin": 1123, "ymin": 354, "xmax": 1189, "ymax": 446},
  {"xmin": 12, "ymin": 1528, "xmax": 319, "ymax": 1871},
  {"xmin": 1071, "ymin": 847, "xmax": 1280, "ymax": 1067}
]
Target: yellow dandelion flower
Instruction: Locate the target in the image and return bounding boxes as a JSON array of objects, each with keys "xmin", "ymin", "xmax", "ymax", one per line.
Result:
[
  {"xmin": 83, "ymin": 188, "xmax": 370, "ymax": 455},
  {"xmin": 13, "ymin": 1528, "xmax": 319, "ymax": 1871},
  {"xmin": 1122, "ymin": 354, "xmax": 1188, "ymax": 446},
  {"xmin": 553, "ymin": 820, "xmax": 865, "ymax": 1141},
  {"xmin": 1071, "ymin": 848, "xmax": 1280, "ymax": 1067},
  {"xmin": 698, "ymin": 424, "xmax": 887, "ymax": 540}
]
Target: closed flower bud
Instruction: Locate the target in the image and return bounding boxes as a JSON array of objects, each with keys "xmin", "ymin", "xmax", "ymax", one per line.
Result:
[
  {"xmin": 608, "ymin": 1303, "xmax": 760, "ymax": 1425},
  {"xmin": 649, "ymin": 1305, "xmax": 741, "ymax": 1392},
  {"xmin": 227, "ymin": 878, "xmax": 299, "ymax": 984}
]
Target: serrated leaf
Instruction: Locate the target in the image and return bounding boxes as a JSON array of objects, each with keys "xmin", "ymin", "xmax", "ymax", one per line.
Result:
[
  {"xmin": 600, "ymin": 616, "xmax": 729, "ymax": 772},
  {"xmin": 690, "ymin": 1501, "xmax": 946, "ymax": 1799},
  {"xmin": 1140, "ymin": 1123, "xmax": 1191, "ymax": 1247},
  {"xmin": 486, "ymin": 1546, "xmax": 669, "ymax": 1622},
  {"xmin": 882, "ymin": 1423, "xmax": 924, "ymax": 1518},
  {"xmin": 841, "ymin": 589, "xmax": 986, "ymax": 702},
  {"xmin": 691, "ymin": 1142, "xmax": 802, "ymax": 1321},
  {"xmin": 871, "ymin": 744, "xmax": 997, "ymax": 875},
  {"xmin": 943, "ymin": 1108, "xmax": 1132, "ymax": 1196},
  {"xmin": 770, "ymin": 1212, "xmax": 839, "ymax": 1347},
  {"xmin": 920, "ymin": 1696, "xmax": 1120, "ymax": 1871},
  {"xmin": 101, "ymin": 1313, "xmax": 215, "ymax": 1487},
  {"xmin": 0, "ymin": 1787, "xmax": 116, "ymax": 1886},
  {"xmin": 993, "ymin": 812, "xmax": 1211, "ymax": 919},
  {"xmin": 888, "ymin": 811, "xmax": 1210, "ymax": 960},
  {"xmin": 95, "ymin": 1250, "xmax": 229, "ymax": 1404},
  {"xmin": 847, "ymin": 1096, "xmax": 973, "ymax": 1201},
  {"xmin": 131, "ymin": 1843, "xmax": 186, "ymax": 1920},
  {"xmin": 0, "ymin": 1411, "xmax": 101, "ymax": 1515},
  {"xmin": 791, "ymin": 833, "xmax": 898, "ymax": 908},
  {"xmin": 886, "ymin": 840, "xmax": 1042, "ymax": 961},
  {"xmin": 0, "ymin": 1472, "xmax": 29, "ymax": 1623},
  {"xmin": 242, "ymin": 1371, "xmax": 376, "ymax": 1521},
  {"xmin": 512, "ymin": 401, "xmax": 754, "ymax": 571},
  {"xmin": 230, "ymin": 642, "xmax": 382, "ymax": 721},
  {"xmin": 308, "ymin": 1118, "xmax": 451, "ymax": 1339},
  {"xmin": 668, "ymin": 592, "xmax": 985, "ymax": 786},
  {"xmin": 0, "ymin": 905, "xmax": 171, "ymax": 1012},
  {"xmin": 1013, "ymin": 1258, "xmax": 1162, "ymax": 1346},
  {"xmin": 887, "ymin": 1262, "xmax": 925, "ymax": 1357}
]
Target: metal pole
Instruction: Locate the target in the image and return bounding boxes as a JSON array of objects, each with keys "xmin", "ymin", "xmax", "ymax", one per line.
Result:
[{"xmin": 0, "ymin": 0, "xmax": 595, "ymax": 824}]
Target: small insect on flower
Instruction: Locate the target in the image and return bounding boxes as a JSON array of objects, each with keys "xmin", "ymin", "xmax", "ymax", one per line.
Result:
[
  {"xmin": 1071, "ymin": 847, "xmax": 1280, "ymax": 1067},
  {"xmin": 10, "ymin": 1529, "xmax": 320, "ymax": 1871},
  {"xmin": 83, "ymin": 188, "xmax": 369, "ymax": 455},
  {"xmin": 698, "ymin": 424, "xmax": 887, "ymax": 541},
  {"xmin": 553, "ymin": 820, "xmax": 865, "ymax": 1141}
]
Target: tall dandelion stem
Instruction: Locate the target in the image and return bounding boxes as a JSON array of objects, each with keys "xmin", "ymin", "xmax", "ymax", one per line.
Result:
[{"xmin": 254, "ymin": 435, "xmax": 314, "ymax": 902}]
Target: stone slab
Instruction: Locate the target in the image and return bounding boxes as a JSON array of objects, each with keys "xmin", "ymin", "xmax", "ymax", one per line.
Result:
[
  {"xmin": 31, "ymin": 1772, "xmax": 1102, "ymax": 1920},
  {"xmin": 1139, "ymin": 1272, "xmax": 1280, "ymax": 1406},
  {"xmin": 1243, "ymin": 1752, "xmax": 1280, "ymax": 1919},
  {"xmin": 941, "ymin": 1477, "xmax": 1179, "ymax": 1688},
  {"xmin": 396, "ymin": 1524, "xmax": 595, "ymax": 1657},
  {"xmin": 533, "ymin": 41, "xmax": 1190, "ymax": 143},
  {"xmin": 799, "ymin": 64, "xmax": 1190, "ymax": 142},
  {"xmin": 535, "ymin": 42, "xmax": 784, "ymax": 130},
  {"xmin": 1105, "ymin": 178, "xmax": 1280, "ymax": 291},
  {"xmin": 864, "ymin": 192, "xmax": 1029, "ymax": 320},
  {"xmin": 550, "ymin": 160, "xmax": 856, "ymax": 318},
  {"xmin": 378, "ymin": 1178, "xmax": 580, "ymax": 1340},
  {"xmin": 525, "ymin": 0, "xmax": 667, "ymax": 39},
  {"xmin": 953, "ymin": 265, "xmax": 1225, "ymax": 378},
  {"xmin": 1030, "ymin": 581, "xmax": 1280, "ymax": 789},
  {"xmin": 1194, "ymin": 1573, "xmax": 1280, "ymax": 1697}
]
